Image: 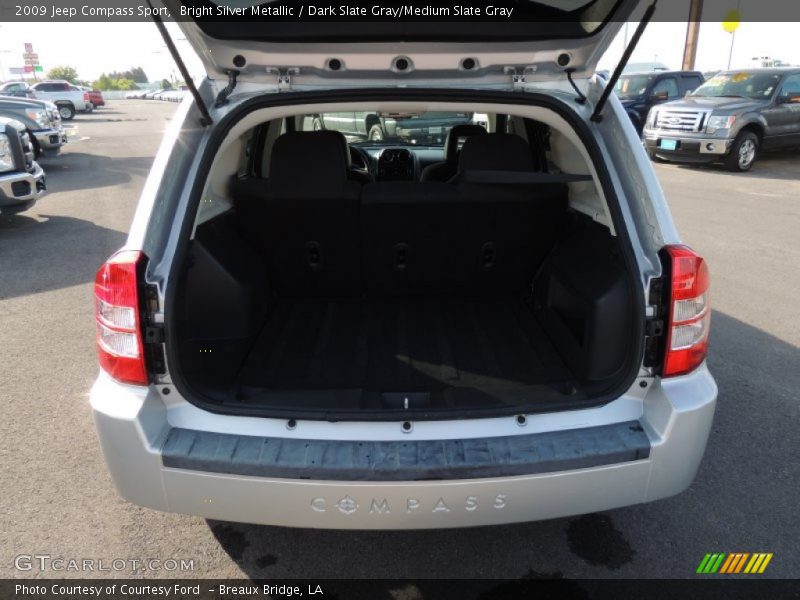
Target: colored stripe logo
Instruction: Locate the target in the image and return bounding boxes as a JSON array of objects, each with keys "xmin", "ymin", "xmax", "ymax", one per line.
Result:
[{"xmin": 697, "ymin": 553, "xmax": 773, "ymax": 574}]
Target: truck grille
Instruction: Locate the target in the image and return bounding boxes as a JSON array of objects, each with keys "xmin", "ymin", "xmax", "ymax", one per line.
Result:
[
  {"xmin": 19, "ymin": 131, "xmax": 35, "ymax": 171},
  {"xmin": 655, "ymin": 109, "xmax": 707, "ymax": 133}
]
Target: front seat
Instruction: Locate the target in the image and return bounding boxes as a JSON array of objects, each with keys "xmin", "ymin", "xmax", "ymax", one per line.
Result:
[{"xmin": 419, "ymin": 124, "xmax": 487, "ymax": 182}]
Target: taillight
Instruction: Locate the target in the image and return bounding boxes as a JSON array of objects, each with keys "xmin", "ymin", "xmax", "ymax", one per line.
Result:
[
  {"xmin": 94, "ymin": 250, "xmax": 148, "ymax": 385},
  {"xmin": 663, "ymin": 245, "xmax": 711, "ymax": 377},
  {"xmin": 84, "ymin": 92, "xmax": 90, "ymax": 102}
]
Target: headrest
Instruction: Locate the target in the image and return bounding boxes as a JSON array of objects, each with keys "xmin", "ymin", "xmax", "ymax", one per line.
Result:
[
  {"xmin": 458, "ymin": 133, "xmax": 534, "ymax": 172},
  {"xmin": 269, "ymin": 131, "xmax": 349, "ymax": 186},
  {"xmin": 444, "ymin": 124, "xmax": 487, "ymax": 162}
]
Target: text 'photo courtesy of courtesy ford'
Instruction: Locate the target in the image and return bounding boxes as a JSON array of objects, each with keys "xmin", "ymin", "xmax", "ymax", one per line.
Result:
[{"xmin": 90, "ymin": 0, "xmax": 717, "ymax": 529}]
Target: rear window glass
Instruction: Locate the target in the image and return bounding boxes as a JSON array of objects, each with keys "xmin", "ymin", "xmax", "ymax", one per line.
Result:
[
  {"xmin": 298, "ymin": 112, "xmax": 482, "ymax": 146},
  {"xmin": 614, "ymin": 75, "xmax": 655, "ymax": 98}
]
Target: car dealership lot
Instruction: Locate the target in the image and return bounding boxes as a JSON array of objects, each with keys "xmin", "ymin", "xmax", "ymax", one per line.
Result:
[{"xmin": 1, "ymin": 101, "xmax": 798, "ymax": 580}]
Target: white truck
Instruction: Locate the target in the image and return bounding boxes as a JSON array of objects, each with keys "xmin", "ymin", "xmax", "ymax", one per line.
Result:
[{"xmin": 29, "ymin": 81, "xmax": 90, "ymax": 120}]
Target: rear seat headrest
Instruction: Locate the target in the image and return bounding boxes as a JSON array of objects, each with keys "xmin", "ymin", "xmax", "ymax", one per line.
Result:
[
  {"xmin": 269, "ymin": 131, "xmax": 350, "ymax": 186},
  {"xmin": 444, "ymin": 124, "xmax": 487, "ymax": 163},
  {"xmin": 458, "ymin": 133, "xmax": 535, "ymax": 172}
]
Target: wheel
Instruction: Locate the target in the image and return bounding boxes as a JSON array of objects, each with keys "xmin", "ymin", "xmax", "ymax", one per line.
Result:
[
  {"xmin": 724, "ymin": 131, "xmax": 758, "ymax": 172},
  {"xmin": 84, "ymin": 103, "xmax": 94, "ymax": 113},
  {"xmin": 312, "ymin": 117, "xmax": 324, "ymax": 131},
  {"xmin": 58, "ymin": 104, "xmax": 75, "ymax": 120},
  {"xmin": 368, "ymin": 124, "xmax": 384, "ymax": 141}
]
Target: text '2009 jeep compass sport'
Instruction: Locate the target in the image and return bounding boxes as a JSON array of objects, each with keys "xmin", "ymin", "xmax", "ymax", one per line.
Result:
[{"xmin": 90, "ymin": 0, "xmax": 717, "ymax": 529}]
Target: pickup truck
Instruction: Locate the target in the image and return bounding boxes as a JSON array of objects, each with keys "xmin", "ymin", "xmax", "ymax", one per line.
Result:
[
  {"xmin": 79, "ymin": 86, "xmax": 105, "ymax": 108},
  {"xmin": 0, "ymin": 96, "xmax": 67, "ymax": 157},
  {"xmin": 0, "ymin": 117, "xmax": 46, "ymax": 215},
  {"xmin": 29, "ymin": 80, "xmax": 91, "ymax": 120},
  {"xmin": 614, "ymin": 70, "xmax": 705, "ymax": 134},
  {"xmin": 311, "ymin": 111, "xmax": 473, "ymax": 144},
  {"xmin": 0, "ymin": 81, "xmax": 37, "ymax": 99},
  {"xmin": 643, "ymin": 68, "xmax": 800, "ymax": 171}
]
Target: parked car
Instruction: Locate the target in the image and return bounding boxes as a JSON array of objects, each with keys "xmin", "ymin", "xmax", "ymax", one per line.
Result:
[
  {"xmin": 614, "ymin": 70, "xmax": 705, "ymax": 134},
  {"xmin": 0, "ymin": 81, "xmax": 37, "ymax": 99},
  {"xmin": 644, "ymin": 68, "xmax": 800, "ymax": 171},
  {"xmin": 312, "ymin": 111, "xmax": 474, "ymax": 143},
  {"xmin": 29, "ymin": 81, "xmax": 90, "ymax": 120},
  {"xmin": 0, "ymin": 117, "xmax": 46, "ymax": 215},
  {"xmin": 0, "ymin": 96, "xmax": 67, "ymax": 157},
  {"xmin": 91, "ymin": 0, "xmax": 717, "ymax": 530},
  {"xmin": 144, "ymin": 88, "xmax": 170, "ymax": 99},
  {"xmin": 79, "ymin": 86, "xmax": 106, "ymax": 108}
]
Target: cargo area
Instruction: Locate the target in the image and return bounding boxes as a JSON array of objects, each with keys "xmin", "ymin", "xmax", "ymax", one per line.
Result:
[{"xmin": 167, "ymin": 115, "xmax": 641, "ymax": 419}]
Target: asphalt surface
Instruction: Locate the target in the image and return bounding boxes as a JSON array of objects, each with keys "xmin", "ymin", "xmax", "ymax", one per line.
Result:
[{"xmin": 1, "ymin": 101, "xmax": 798, "ymax": 581}]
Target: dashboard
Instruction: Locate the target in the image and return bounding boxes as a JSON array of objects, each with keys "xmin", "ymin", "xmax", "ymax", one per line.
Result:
[{"xmin": 349, "ymin": 144, "xmax": 446, "ymax": 182}]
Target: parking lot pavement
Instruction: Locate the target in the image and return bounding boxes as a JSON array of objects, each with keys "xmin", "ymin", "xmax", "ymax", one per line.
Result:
[{"xmin": 1, "ymin": 101, "xmax": 798, "ymax": 581}]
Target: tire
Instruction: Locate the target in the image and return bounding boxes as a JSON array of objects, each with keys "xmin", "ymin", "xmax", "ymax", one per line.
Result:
[
  {"xmin": 84, "ymin": 103, "xmax": 94, "ymax": 113},
  {"xmin": 368, "ymin": 124, "xmax": 384, "ymax": 141},
  {"xmin": 58, "ymin": 103, "xmax": 75, "ymax": 121},
  {"xmin": 724, "ymin": 131, "xmax": 759, "ymax": 172},
  {"xmin": 312, "ymin": 117, "xmax": 324, "ymax": 131}
]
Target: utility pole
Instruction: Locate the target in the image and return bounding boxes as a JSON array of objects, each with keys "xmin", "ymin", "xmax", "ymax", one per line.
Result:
[{"xmin": 682, "ymin": 0, "xmax": 704, "ymax": 70}]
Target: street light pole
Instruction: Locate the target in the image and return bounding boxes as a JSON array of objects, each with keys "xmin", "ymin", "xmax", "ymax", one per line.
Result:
[{"xmin": 682, "ymin": 0, "xmax": 704, "ymax": 70}]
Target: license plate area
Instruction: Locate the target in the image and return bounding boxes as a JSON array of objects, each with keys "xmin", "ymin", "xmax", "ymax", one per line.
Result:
[{"xmin": 659, "ymin": 138, "xmax": 679, "ymax": 151}]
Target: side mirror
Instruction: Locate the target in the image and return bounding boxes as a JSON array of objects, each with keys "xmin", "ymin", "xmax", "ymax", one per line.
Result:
[
  {"xmin": 650, "ymin": 91, "xmax": 669, "ymax": 102},
  {"xmin": 778, "ymin": 93, "xmax": 800, "ymax": 104}
]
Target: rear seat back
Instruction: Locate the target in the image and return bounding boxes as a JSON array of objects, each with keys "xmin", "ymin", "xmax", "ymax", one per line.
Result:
[
  {"xmin": 234, "ymin": 131, "xmax": 362, "ymax": 297},
  {"xmin": 361, "ymin": 182, "xmax": 460, "ymax": 295},
  {"xmin": 362, "ymin": 133, "xmax": 568, "ymax": 296}
]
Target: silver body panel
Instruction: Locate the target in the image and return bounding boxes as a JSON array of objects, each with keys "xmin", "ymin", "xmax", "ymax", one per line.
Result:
[
  {"xmin": 91, "ymin": 71, "xmax": 717, "ymax": 528},
  {"xmin": 91, "ymin": 364, "xmax": 716, "ymax": 529}
]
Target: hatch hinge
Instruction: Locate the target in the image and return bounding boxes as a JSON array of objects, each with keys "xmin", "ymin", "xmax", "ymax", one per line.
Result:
[
  {"xmin": 505, "ymin": 66, "xmax": 538, "ymax": 92},
  {"xmin": 214, "ymin": 70, "xmax": 239, "ymax": 108},
  {"xmin": 146, "ymin": 0, "xmax": 213, "ymax": 127},
  {"xmin": 591, "ymin": 0, "xmax": 658, "ymax": 122},
  {"xmin": 266, "ymin": 68, "xmax": 299, "ymax": 92}
]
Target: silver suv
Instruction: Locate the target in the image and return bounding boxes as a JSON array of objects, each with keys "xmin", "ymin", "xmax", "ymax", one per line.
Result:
[{"xmin": 90, "ymin": 0, "xmax": 716, "ymax": 529}]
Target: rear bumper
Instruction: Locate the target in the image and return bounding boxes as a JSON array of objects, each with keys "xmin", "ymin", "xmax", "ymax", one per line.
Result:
[
  {"xmin": 91, "ymin": 366, "xmax": 717, "ymax": 529},
  {"xmin": 0, "ymin": 162, "xmax": 46, "ymax": 213}
]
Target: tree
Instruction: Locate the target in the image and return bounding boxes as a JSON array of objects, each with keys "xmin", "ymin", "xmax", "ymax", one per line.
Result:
[
  {"xmin": 92, "ymin": 75, "xmax": 137, "ymax": 91},
  {"xmin": 107, "ymin": 67, "xmax": 148, "ymax": 83},
  {"xmin": 160, "ymin": 79, "xmax": 173, "ymax": 90},
  {"xmin": 46, "ymin": 66, "xmax": 79, "ymax": 83}
]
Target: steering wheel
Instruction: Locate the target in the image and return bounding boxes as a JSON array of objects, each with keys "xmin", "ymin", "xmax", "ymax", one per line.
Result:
[{"xmin": 349, "ymin": 145, "xmax": 374, "ymax": 178}]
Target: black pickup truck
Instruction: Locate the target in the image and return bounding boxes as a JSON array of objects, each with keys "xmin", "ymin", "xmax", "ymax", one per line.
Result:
[
  {"xmin": 310, "ymin": 111, "xmax": 473, "ymax": 144},
  {"xmin": 0, "ymin": 117, "xmax": 46, "ymax": 215}
]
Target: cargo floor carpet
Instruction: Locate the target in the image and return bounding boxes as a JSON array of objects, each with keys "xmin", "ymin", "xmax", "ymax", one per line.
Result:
[{"xmin": 234, "ymin": 296, "xmax": 573, "ymax": 411}]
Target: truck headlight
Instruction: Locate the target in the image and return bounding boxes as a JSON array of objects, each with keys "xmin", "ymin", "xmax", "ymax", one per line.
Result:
[
  {"xmin": 706, "ymin": 115, "xmax": 736, "ymax": 134},
  {"xmin": 0, "ymin": 134, "xmax": 15, "ymax": 173},
  {"xmin": 25, "ymin": 109, "xmax": 50, "ymax": 129}
]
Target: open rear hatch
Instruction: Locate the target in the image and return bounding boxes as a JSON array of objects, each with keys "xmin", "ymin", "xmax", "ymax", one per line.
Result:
[{"xmin": 161, "ymin": 0, "xmax": 648, "ymax": 89}]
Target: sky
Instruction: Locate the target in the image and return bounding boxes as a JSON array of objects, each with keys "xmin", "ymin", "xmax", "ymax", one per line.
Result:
[{"xmin": 0, "ymin": 19, "xmax": 799, "ymax": 84}]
